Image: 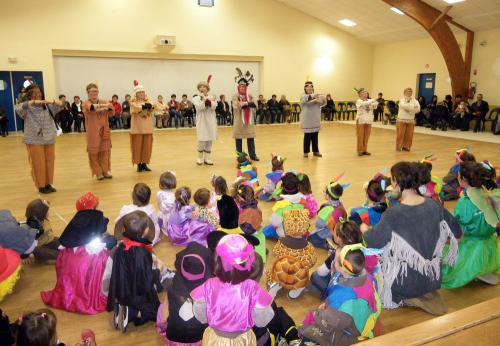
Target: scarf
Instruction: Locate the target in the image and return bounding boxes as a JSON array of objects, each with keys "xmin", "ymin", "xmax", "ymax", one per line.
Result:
[{"xmin": 238, "ymin": 87, "xmax": 252, "ymax": 126}]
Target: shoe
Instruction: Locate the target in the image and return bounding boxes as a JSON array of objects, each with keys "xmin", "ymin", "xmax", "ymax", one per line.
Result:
[
  {"xmin": 268, "ymin": 282, "xmax": 282, "ymax": 299},
  {"xmin": 204, "ymin": 152, "xmax": 214, "ymax": 166},
  {"xmin": 477, "ymin": 274, "xmax": 499, "ymax": 285},
  {"xmin": 358, "ymin": 152, "xmax": 364, "ymax": 156},
  {"xmin": 143, "ymin": 164, "xmax": 151, "ymax": 172},
  {"xmin": 363, "ymin": 152, "xmax": 371, "ymax": 156},
  {"xmin": 113, "ymin": 303, "xmax": 120, "ymax": 330},
  {"xmin": 250, "ymin": 156, "xmax": 260, "ymax": 161},
  {"xmin": 304, "ymin": 153, "xmax": 309, "ymax": 158},
  {"xmin": 288, "ymin": 287, "xmax": 305, "ymax": 299},
  {"xmin": 80, "ymin": 329, "xmax": 96, "ymax": 346},
  {"xmin": 196, "ymin": 151, "xmax": 203, "ymax": 166},
  {"xmin": 103, "ymin": 172, "xmax": 113, "ymax": 179},
  {"xmin": 404, "ymin": 291, "xmax": 447, "ymax": 316},
  {"xmin": 119, "ymin": 305, "xmax": 129, "ymax": 333},
  {"xmin": 137, "ymin": 164, "xmax": 144, "ymax": 172},
  {"xmin": 38, "ymin": 187, "xmax": 50, "ymax": 194},
  {"xmin": 402, "ymin": 148, "xmax": 410, "ymax": 152},
  {"xmin": 96, "ymin": 175, "xmax": 104, "ymax": 181},
  {"xmin": 45, "ymin": 184, "xmax": 57, "ymax": 193},
  {"xmin": 313, "ymin": 152, "xmax": 322, "ymax": 157}
]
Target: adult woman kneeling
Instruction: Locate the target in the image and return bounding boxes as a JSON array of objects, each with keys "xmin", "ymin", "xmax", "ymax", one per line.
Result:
[{"xmin": 364, "ymin": 161, "xmax": 462, "ymax": 315}]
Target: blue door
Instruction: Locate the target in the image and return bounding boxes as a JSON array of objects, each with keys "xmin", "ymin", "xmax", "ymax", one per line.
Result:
[
  {"xmin": 0, "ymin": 71, "xmax": 15, "ymax": 132},
  {"xmin": 417, "ymin": 73, "xmax": 436, "ymax": 106},
  {"xmin": 11, "ymin": 71, "xmax": 44, "ymax": 131}
]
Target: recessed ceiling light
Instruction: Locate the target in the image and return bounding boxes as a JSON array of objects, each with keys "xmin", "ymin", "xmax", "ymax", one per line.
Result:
[
  {"xmin": 444, "ymin": 0, "xmax": 465, "ymax": 4},
  {"xmin": 338, "ymin": 19, "xmax": 357, "ymax": 27},
  {"xmin": 390, "ymin": 7, "xmax": 405, "ymax": 15}
]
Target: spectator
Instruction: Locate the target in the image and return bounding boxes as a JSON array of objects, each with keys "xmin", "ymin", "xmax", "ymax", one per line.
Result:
[
  {"xmin": 279, "ymin": 95, "xmax": 292, "ymax": 123},
  {"xmin": 470, "ymin": 94, "xmax": 489, "ymax": 133},
  {"xmin": 322, "ymin": 94, "xmax": 335, "ymax": 121},
  {"xmin": 57, "ymin": 95, "xmax": 72, "ymax": 133},
  {"xmin": 452, "ymin": 101, "xmax": 470, "ymax": 131},
  {"xmin": 444, "ymin": 94, "xmax": 453, "ymax": 114},
  {"xmin": 257, "ymin": 95, "xmax": 269, "ymax": 124},
  {"xmin": 415, "ymin": 95, "xmax": 426, "ymax": 126},
  {"xmin": 154, "ymin": 95, "xmax": 168, "ymax": 128},
  {"xmin": 267, "ymin": 94, "xmax": 281, "ymax": 123},
  {"xmin": 168, "ymin": 94, "xmax": 181, "ymax": 128},
  {"xmin": 216, "ymin": 94, "xmax": 231, "ymax": 126},
  {"xmin": 452, "ymin": 94, "xmax": 464, "ymax": 113},
  {"xmin": 71, "ymin": 96, "xmax": 84, "ymax": 133},
  {"xmin": 374, "ymin": 92, "xmax": 385, "ymax": 122},
  {"xmin": 430, "ymin": 101, "xmax": 450, "ymax": 131},
  {"xmin": 110, "ymin": 94, "xmax": 122, "ymax": 129},
  {"xmin": 0, "ymin": 106, "xmax": 8, "ymax": 137},
  {"xmin": 121, "ymin": 94, "xmax": 131, "ymax": 129},
  {"xmin": 180, "ymin": 94, "xmax": 194, "ymax": 128}
]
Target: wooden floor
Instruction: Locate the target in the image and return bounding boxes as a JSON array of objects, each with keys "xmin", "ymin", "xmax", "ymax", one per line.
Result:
[{"xmin": 1, "ymin": 122, "xmax": 499, "ymax": 345}]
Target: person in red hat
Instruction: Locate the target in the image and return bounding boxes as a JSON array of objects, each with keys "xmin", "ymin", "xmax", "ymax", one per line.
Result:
[
  {"xmin": 0, "ymin": 246, "xmax": 21, "ymax": 302},
  {"xmin": 130, "ymin": 80, "xmax": 154, "ymax": 172},
  {"xmin": 76, "ymin": 192, "xmax": 100, "ymax": 211}
]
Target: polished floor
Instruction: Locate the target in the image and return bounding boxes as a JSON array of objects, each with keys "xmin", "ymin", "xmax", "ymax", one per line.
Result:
[{"xmin": 1, "ymin": 122, "xmax": 499, "ymax": 345}]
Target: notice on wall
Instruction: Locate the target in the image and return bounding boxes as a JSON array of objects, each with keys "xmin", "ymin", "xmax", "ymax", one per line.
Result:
[{"xmin": 425, "ymin": 82, "xmax": 433, "ymax": 89}]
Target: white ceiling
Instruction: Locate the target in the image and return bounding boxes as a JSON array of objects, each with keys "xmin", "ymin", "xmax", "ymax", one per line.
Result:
[{"xmin": 276, "ymin": 0, "xmax": 500, "ymax": 44}]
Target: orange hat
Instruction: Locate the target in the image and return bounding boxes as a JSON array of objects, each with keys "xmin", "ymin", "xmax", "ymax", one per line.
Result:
[{"xmin": 76, "ymin": 192, "xmax": 99, "ymax": 211}]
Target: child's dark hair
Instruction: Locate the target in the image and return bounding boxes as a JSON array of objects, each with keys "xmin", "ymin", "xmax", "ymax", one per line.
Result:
[
  {"xmin": 214, "ymin": 256, "xmax": 252, "ymax": 285},
  {"xmin": 325, "ymin": 182, "xmax": 343, "ymax": 200},
  {"xmin": 16, "ymin": 309, "xmax": 57, "ymax": 346},
  {"xmin": 122, "ymin": 210, "xmax": 152, "ymax": 241},
  {"xmin": 175, "ymin": 187, "xmax": 192, "ymax": 206},
  {"xmin": 159, "ymin": 171, "xmax": 177, "ymax": 190},
  {"xmin": 457, "ymin": 151, "xmax": 476, "ymax": 163},
  {"xmin": 391, "ymin": 161, "xmax": 420, "ymax": 190},
  {"xmin": 212, "ymin": 175, "xmax": 228, "ymax": 195},
  {"xmin": 271, "ymin": 156, "xmax": 285, "ymax": 171},
  {"xmin": 366, "ymin": 176, "xmax": 390, "ymax": 202},
  {"xmin": 281, "ymin": 172, "xmax": 299, "ymax": 195},
  {"xmin": 297, "ymin": 173, "xmax": 312, "ymax": 194},
  {"xmin": 481, "ymin": 161, "xmax": 497, "ymax": 190},
  {"xmin": 414, "ymin": 162, "xmax": 431, "ymax": 185},
  {"xmin": 459, "ymin": 161, "xmax": 489, "ymax": 188},
  {"xmin": 236, "ymin": 184, "xmax": 256, "ymax": 205},
  {"xmin": 249, "ymin": 253, "xmax": 264, "ymax": 282},
  {"xmin": 334, "ymin": 221, "xmax": 363, "ymax": 245},
  {"xmin": 132, "ymin": 183, "xmax": 151, "ymax": 207},
  {"xmin": 344, "ymin": 249, "xmax": 365, "ymax": 275},
  {"xmin": 194, "ymin": 188, "xmax": 211, "ymax": 207},
  {"xmin": 236, "ymin": 152, "xmax": 250, "ymax": 169}
]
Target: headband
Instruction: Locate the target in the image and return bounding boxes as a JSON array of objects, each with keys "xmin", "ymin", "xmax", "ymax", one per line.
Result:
[
  {"xmin": 339, "ymin": 243, "xmax": 365, "ymax": 275},
  {"xmin": 420, "ymin": 154, "xmax": 437, "ymax": 165},
  {"xmin": 181, "ymin": 254, "xmax": 206, "ymax": 281}
]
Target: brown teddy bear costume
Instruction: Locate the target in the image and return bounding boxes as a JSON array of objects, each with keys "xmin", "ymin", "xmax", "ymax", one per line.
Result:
[{"xmin": 271, "ymin": 209, "xmax": 317, "ymax": 297}]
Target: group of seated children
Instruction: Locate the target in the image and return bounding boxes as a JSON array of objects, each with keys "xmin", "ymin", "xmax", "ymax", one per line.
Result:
[{"xmin": 0, "ymin": 148, "xmax": 498, "ymax": 346}]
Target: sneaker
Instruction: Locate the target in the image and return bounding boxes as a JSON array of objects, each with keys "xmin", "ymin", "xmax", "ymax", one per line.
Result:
[
  {"xmin": 288, "ymin": 287, "xmax": 305, "ymax": 299},
  {"xmin": 45, "ymin": 185, "xmax": 57, "ymax": 193},
  {"xmin": 477, "ymin": 274, "xmax": 499, "ymax": 285}
]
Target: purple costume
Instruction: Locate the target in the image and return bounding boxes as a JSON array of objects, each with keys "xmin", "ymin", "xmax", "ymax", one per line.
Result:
[{"xmin": 167, "ymin": 205, "xmax": 215, "ymax": 246}]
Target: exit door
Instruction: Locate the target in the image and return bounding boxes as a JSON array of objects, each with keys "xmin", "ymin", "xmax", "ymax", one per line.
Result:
[{"xmin": 417, "ymin": 73, "xmax": 436, "ymax": 106}]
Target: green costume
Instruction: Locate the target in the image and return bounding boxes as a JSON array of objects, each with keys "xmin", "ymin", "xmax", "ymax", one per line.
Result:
[{"xmin": 441, "ymin": 188, "xmax": 500, "ymax": 289}]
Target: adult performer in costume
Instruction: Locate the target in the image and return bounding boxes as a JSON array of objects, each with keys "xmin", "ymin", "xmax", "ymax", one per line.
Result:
[
  {"xmin": 300, "ymin": 79, "xmax": 326, "ymax": 158},
  {"xmin": 83, "ymin": 83, "xmax": 114, "ymax": 180},
  {"xmin": 396, "ymin": 87, "xmax": 420, "ymax": 152},
  {"xmin": 193, "ymin": 75, "xmax": 217, "ymax": 166},
  {"xmin": 355, "ymin": 88, "xmax": 378, "ymax": 156},
  {"xmin": 130, "ymin": 80, "xmax": 154, "ymax": 172},
  {"xmin": 14, "ymin": 83, "xmax": 63, "ymax": 193},
  {"xmin": 232, "ymin": 68, "xmax": 259, "ymax": 161}
]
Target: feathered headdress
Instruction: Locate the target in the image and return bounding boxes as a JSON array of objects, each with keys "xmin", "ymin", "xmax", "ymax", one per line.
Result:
[
  {"xmin": 325, "ymin": 172, "xmax": 350, "ymax": 199},
  {"xmin": 133, "ymin": 80, "xmax": 145, "ymax": 93},
  {"xmin": 197, "ymin": 74, "xmax": 212, "ymax": 91},
  {"xmin": 235, "ymin": 68, "xmax": 254, "ymax": 85}
]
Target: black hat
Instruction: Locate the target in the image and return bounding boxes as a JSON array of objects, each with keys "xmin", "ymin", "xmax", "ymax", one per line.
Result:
[
  {"xmin": 217, "ymin": 195, "xmax": 239, "ymax": 229},
  {"xmin": 173, "ymin": 242, "xmax": 213, "ymax": 296},
  {"xmin": 207, "ymin": 230, "xmax": 260, "ymax": 253},
  {"xmin": 59, "ymin": 210, "xmax": 109, "ymax": 248}
]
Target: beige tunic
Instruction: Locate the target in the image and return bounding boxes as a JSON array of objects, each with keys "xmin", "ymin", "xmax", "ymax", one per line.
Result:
[
  {"xmin": 130, "ymin": 100, "xmax": 154, "ymax": 134},
  {"xmin": 83, "ymin": 100, "xmax": 114, "ymax": 154},
  {"xmin": 232, "ymin": 94, "xmax": 256, "ymax": 139}
]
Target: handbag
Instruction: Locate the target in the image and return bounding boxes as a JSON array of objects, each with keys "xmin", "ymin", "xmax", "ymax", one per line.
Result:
[{"xmin": 45, "ymin": 105, "xmax": 63, "ymax": 136}]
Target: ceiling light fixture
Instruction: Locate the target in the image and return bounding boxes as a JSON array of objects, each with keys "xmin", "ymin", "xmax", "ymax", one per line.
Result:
[
  {"xmin": 443, "ymin": 0, "xmax": 465, "ymax": 4},
  {"xmin": 390, "ymin": 7, "xmax": 405, "ymax": 15},
  {"xmin": 338, "ymin": 19, "xmax": 357, "ymax": 27}
]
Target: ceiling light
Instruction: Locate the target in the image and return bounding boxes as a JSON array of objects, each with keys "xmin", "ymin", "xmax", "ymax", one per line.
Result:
[
  {"xmin": 390, "ymin": 7, "xmax": 405, "ymax": 15},
  {"xmin": 443, "ymin": 0, "xmax": 465, "ymax": 4},
  {"xmin": 338, "ymin": 19, "xmax": 357, "ymax": 27}
]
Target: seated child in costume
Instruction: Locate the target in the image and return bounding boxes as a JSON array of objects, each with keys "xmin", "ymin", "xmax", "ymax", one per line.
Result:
[
  {"xmin": 442, "ymin": 161, "xmax": 500, "ymax": 288},
  {"xmin": 116, "ymin": 183, "xmax": 161, "ymax": 245},
  {"xmin": 236, "ymin": 151, "xmax": 261, "ymax": 193},
  {"xmin": 167, "ymin": 187, "xmax": 214, "ymax": 246},
  {"xmin": 191, "ymin": 234, "xmax": 274, "ymax": 345},
  {"xmin": 157, "ymin": 171, "xmax": 177, "ymax": 235},
  {"xmin": 262, "ymin": 172, "xmax": 309, "ymax": 239},
  {"xmin": 259, "ymin": 154, "xmax": 286, "ymax": 202},
  {"xmin": 441, "ymin": 148, "xmax": 476, "ymax": 201},
  {"xmin": 156, "ymin": 242, "xmax": 213, "ymax": 346},
  {"xmin": 308, "ymin": 176, "xmax": 348, "ymax": 249},
  {"xmin": 209, "ymin": 175, "xmax": 227, "ymax": 218},
  {"xmin": 415, "ymin": 156, "xmax": 442, "ymax": 203},
  {"xmin": 481, "ymin": 160, "xmax": 500, "ymax": 190},
  {"xmin": 0, "ymin": 246, "xmax": 21, "ymax": 303},
  {"xmin": 108, "ymin": 211, "xmax": 160, "ymax": 331},
  {"xmin": 300, "ymin": 245, "xmax": 381, "ymax": 344},
  {"xmin": 192, "ymin": 188, "xmax": 218, "ymax": 229},
  {"xmin": 235, "ymin": 185, "xmax": 266, "ymax": 262},
  {"xmin": 41, "ymin": 206, "xmax": 111, "ymax": 315},
  {"xmin": 270, "ymin": 209, "xmax": 317, "ymax": 299},
  {"xmin": 298, "ymin": 173, "xmax": 318, "ymax": 219},
  {"xmin": 0, "ymin": 210, "xmax": 39, "ymax": 264},
  {"xmin": 12, "ymin": 309, "xmax": 68, "ymax": 346},
  {"xmin": 350, "ymin": 174, "xmax": 390, "ymax": 231},
  {"xmin": 215, "ymin": 179, "xmax": 241, "ymax": 233}
]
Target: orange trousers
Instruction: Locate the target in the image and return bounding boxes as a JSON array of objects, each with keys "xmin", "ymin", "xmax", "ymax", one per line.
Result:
[
  {"xmin": 356, "ymin": 123, "xmax": 371, "ymax": 154},
  {"xmin": 26, "ymin": 144, "xmax": 55, "ymax": 188},
  {"xmin": 396, "ymin": 121, "xmax": 415, "ymax": 151},
  {"xmin": 130, "ymin": 134, "xmax": 153, "ymax": 164},
  {"xmin": 88, "ymin": 150, "xmax": 111, "ymax": 177}
]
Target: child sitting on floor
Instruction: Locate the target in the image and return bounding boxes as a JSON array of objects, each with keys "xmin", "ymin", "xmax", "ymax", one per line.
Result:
[
  {"xmin": 236, "ymin": 151, "xmax": 261, "ymax": 194},
  {"xmin": 441, "ymin": 148, "xmax": 476, "ymax": 201},
  {"xmin": 13, "ymin": 309, "xmax": 69, "ymax": 346},
  {"xmin": 24, "ymin": 199, "xmax": 60, "ymax": 262},
  {"xmin": 191, "ymin": 234, "xmax": 274, "ymax": 345},
  {"xmin": 259, "ymin": 154, "xmax": 286, "ymax": 201},
  {"xmin": 415, "ymin": 156, "xmax": 442, "ymax": 203},
  {"xmin": 157, "ymin": 171, "xmax": 177, "ymax": 235},
  {"xmin": 193, "ymin": 188, "xmax": 218, "ymax": 228},
  {"xmin": 108, "ymin": 211, "xmax": 160, "ymax": 332},
  {"xmin": 167, "ymin": 187, "xmax": 214, "ymax": 246},
  {"xmin": 116, "ymin": 183, "xmax": 161, "ymax": 245},
  {"xmin": 297, "ymin": 172, "xmax": 318, "ymax": 219},
  {"xmin": 0, "ymin": 246, "xmax": 21, "ymax": 303},
  {"xmin": 308, "ymin": 176, "xmax": 348, "ymax": 249}
]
